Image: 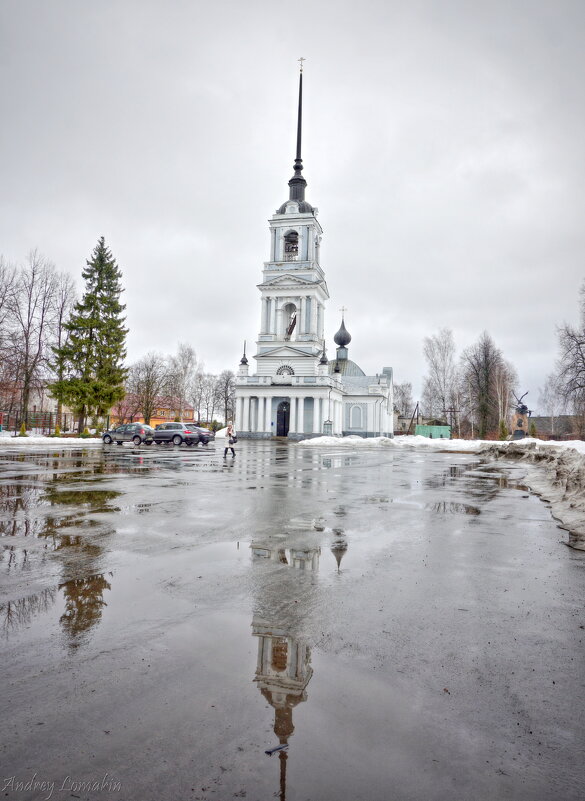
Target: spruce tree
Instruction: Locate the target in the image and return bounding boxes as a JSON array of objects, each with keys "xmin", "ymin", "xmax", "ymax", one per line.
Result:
[{"xmin": 51, "ymin": 238, "xmax": 128, "ymax": 432}]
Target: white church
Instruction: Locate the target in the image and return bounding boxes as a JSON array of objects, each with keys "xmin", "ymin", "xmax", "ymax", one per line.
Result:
[{"xmin": 235, "ymin": 68, "xmax": 393, "ymax": 440}]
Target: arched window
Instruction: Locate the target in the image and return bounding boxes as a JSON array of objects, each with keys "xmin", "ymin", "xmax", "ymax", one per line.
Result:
[
  {"xmin": 284, "ymin": 230, "xmax": 299, "ymax": 260},
  {"xmin": 350, "ymin": 405, "xmax": 362, "ymax": 428},
  {"xmin": 276, "ymin": 365, "xmax": 295, "ymax": 375}
]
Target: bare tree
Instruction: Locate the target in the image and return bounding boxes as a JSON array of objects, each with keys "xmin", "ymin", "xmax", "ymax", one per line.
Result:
[
  {"xmin": 111, "ymin": 392, "xmax": 142, "ymax": 425},
  {"xmin": 0, "ymin": 257, "xmax": 17, "ymax": 411},
  {"xmin": 215, "ymin": 370, "xmax": 235, "ymax": 424},
  {"xmin": 168, "ymin": 343, "xmax": 197, "ymax": 421},
  {"xmin": 557, "ymin": 280, "xmax": 585, "ymax": 406},
  {"xmin": 51, "ymin": 271, "xmax": 77, "ymax": 425},
  {"xmin": 7, "ymin": 251, "xmax": 58, "ymax": 418},
  {"xmin": 538, "ymin": 372, "xmax": 565, "ymax": 436},
  {"xmin": 189, "ymin": 368, "xmax": 206, "ymax": 423},
  {"xmin": 493, "ymin": 359, "xmax": 518, "ymax": 428},
  {"xmin": 422, "ymin": 328, "xmax": 457, "ymax": 422},
  {"xmin": 393, "ymin": 382, "xmax": 413, "ymax": 417},
  {"xmin": 460, "ymin": 331, "xmax": 514, "ymax": 439},
  {"xmin": 128, "ymin": 352, "xmax": 170, "ymax": 425},
  {"xmin": 200, "ymin": 374, "xmax": 218, "ymax": 424}
]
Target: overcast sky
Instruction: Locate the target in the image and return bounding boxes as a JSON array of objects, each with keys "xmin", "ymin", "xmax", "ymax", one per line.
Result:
[{"xmin": 1, "ymin": 0, "xmax": 583, "ymax": 411}]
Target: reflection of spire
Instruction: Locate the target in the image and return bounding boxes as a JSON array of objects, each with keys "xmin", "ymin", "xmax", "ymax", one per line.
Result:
[{"xmin": 331, "ymin": 529, "xmax": 348, "ymax": 572}]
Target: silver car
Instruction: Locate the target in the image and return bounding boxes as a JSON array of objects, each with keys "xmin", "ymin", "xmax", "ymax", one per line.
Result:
[
  {"xmin": 153, "ymin": 422, "xmax": 201, "ymax": 446},
  {"xmin": 102, "ymin": 423, "xmax": 155, "ymax": 446}
]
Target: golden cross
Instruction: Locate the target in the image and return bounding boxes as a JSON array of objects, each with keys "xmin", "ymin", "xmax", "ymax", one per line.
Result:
[{"xmin": 298, "ymin": 57, "xmax": 306, "ymax": 72}]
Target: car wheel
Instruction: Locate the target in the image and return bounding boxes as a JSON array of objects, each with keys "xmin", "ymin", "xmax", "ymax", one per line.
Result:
[
  {"xmin": 103, "ymin": 435, "xmax": 112, "ymax": 444},
  {"xmin": 132, "ymin": 435, "xmax": 141, "ymax": 446},
  {"xmin": 172, "ymin": 435, "xmax": 182, "ymax": 446},
  {"xmin": 116, "ymin": 441, "xmax": 123, "ymax": 445}
]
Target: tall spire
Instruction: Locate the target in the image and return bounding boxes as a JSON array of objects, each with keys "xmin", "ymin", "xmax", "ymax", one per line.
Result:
[{"xmin": 288, "ymin": 64, "xmax": 307, "ymax": 202}]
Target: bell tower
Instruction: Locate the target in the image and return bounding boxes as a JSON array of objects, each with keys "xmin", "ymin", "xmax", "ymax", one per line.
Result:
[{"xmin": 255, "ymin": 65, "xmax": 329, "ymax": 376}]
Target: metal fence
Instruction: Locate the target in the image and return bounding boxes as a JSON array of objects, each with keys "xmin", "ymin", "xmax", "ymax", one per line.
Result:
[{"xmin": 0, "ymin": 411, "xmax": 77, "ymax": 435}]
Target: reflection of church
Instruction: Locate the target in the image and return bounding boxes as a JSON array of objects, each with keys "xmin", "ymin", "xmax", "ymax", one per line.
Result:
[
  {"xmin": 235, "ymin": 68, "xmax": 394, "ymax": 439},
  {"xmin": 250, "ymin": 541, "xmax": 322, "ymax": 800}
]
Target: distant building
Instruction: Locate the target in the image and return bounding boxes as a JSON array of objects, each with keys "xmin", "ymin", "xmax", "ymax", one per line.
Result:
[{"xmin": 110, "ymin": 394, "xmax": 196, "ymax": 427}]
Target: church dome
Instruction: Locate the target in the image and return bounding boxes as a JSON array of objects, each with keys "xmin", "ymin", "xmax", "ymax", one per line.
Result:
[
  {"xmin": 277, "ymin": 199, "xmax": 315, "ymax": 215},
  {"xmin": 334, "ymin": 319, "xmax": 351, "ymax": 347},
  {"xmin": 328, "ymin": 359, "xmax": 365, "ymax": 377}
]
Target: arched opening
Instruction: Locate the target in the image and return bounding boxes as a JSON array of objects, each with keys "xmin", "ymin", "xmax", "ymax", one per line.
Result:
[
  {"xmin": 276, "ymin": 365, "xmax": 295, "ymax": 376},
  {"xmin": 350, "ymin": 405, "xmax": 362, "ymax": 428},
  {"xmin": 277, "ymin": 401, "xmax": 290, "ymax": 437},
  {"xmin": 284, "ymin": 230, "xmax": 299, "ymax": 260},
  {"xmin": 282, "ymin": 303, "xmax": 297, "ymax": 340}
]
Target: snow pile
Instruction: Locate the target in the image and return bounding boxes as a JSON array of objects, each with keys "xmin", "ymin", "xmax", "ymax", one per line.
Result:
[
  {"xmin": 479, "ymin": 440, "xmax": 585, "ymax": 550},
  {"xmin": 0, "ymin": 433, "xmax": 102, "ymax": 447},
  {"xmin": 300, "ymin": 434, "xmax": 484, "ymax": 452}
]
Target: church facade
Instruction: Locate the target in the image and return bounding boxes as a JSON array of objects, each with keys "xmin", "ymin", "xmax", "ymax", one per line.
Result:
[{"xmin": 235, "ymin": 70, "xmax": 393, "ymax": 440}]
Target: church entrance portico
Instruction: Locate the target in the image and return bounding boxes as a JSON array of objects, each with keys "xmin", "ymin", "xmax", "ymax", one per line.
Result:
[{"xmin": 276, "ymin": 401, "xmax": 290, "ymax": 437}]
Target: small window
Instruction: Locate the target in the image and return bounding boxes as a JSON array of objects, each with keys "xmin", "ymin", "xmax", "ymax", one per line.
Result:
[{"xmin": 277, "ymin": 365, "xmax": 295, "ymax": 375}]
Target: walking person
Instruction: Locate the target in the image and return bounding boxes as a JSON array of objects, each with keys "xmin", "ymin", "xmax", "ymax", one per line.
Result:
[{"xmin": 224, "ymin": 421, "xmax": 236, "ymax": 458}]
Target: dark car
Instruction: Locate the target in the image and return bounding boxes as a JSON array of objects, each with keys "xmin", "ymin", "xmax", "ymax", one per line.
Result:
[
  {"xmin": 102, "ymin": 423, "xmax": 155, "ymax": 446},
  {"xmin": 153, "ymin": 422, "xmax": 201, "ymax": 446},
  {"xmin": 191, "ymin": 426, "xmax": 215, "ymax": 445}
]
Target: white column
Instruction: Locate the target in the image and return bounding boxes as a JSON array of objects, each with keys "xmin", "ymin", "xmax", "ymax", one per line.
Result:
[
  {"xmin": 310, "ymin": 297, "xmax": 317, "ymax": 335},
  {"xmin": 298, "ymin": 297, "xmax": 305, "ymax": 334},
  {"xmin": 243, "ymin": 397, "xmax": 251, "ymax": 432},
  {"xmin": 288, "ymin": 397, "xmax": 297, "ymax": 433},
  {"xmin": 298, "ymin": 396, "xmax": 305, "ymax": 435},
  {"xmin": 262, "ymin": 297, "xmax": 269, "ymax": 333},
  {"xmin": 236, "ymin": 396, "xmax": 244, "ymax": 430},
  {"xmin": 270, "ymin": 299, "xmax": 276, "ymax": 335},
  {"xmin": 313, "ymin": 397, "xmax": 321, "ymax": 434},
  {"xmin": 264, "ymin": 397, "xmax": 272, "ymax": 433}
]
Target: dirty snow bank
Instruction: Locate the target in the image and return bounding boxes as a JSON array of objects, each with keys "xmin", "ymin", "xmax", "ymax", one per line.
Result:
[
  {"xmin": 301, "ymin": 435, "xmax": 585, "ymax": 549},
  {"xmin": 479, "ymin": 440, "xmax": 585, "ymax": 550}
]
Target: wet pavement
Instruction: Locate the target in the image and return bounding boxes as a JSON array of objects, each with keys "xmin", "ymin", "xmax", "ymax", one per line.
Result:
[{"xmin": 1, "ymin": 441, "xmax": 584, "ymax": 801}]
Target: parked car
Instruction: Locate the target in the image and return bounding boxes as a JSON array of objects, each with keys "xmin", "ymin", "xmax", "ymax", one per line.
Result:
[
  {"xmin": 191, "ymin": 426, "xmax": 215, "ymax": 445},
  {"xmin": 153, "ymin": 422, "xmax": 201, "ymax": 446},
  {"xmin": 102, "ymin": 423, "xmax": 155, "ymax": 446}
]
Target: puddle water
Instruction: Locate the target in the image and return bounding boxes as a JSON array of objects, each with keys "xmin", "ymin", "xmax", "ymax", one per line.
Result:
[{"xmin": 1, "ymin": 443, "xmax": 583, "ymax": 801}]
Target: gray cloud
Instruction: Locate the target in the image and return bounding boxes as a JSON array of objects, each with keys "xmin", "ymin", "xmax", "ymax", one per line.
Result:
[{"xmin": 1, "ymin": 0, "xmax": 583, "ymax": 409}]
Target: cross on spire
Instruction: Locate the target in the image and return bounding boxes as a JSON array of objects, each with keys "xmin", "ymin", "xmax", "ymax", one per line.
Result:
[
  {"xmin": 298, "ymin": 56, "xmax": 306, "ymax": 72},
  {"xmin": 339, "ymin": 306, "xmax": 347, "ymax": 317}
]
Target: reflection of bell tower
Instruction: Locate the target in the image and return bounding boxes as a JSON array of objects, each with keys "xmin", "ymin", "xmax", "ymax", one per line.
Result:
[
  {"xmin": 250, "ymin": 539, "xmax": 320, "ymax": 800},
  {"xmin": 254, "ymin": 624, "xmax": 312, "ymax": 801}
]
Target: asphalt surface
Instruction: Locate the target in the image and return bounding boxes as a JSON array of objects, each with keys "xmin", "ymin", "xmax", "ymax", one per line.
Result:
[{"xmin": 1, "ymin": 440, "xmax": 584, "ymax": 801}]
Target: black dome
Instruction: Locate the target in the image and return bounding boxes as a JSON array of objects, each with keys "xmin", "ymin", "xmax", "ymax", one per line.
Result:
[{"xmin": 334, "ymin": 319, "xmax": 351, "ymax": 347}]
